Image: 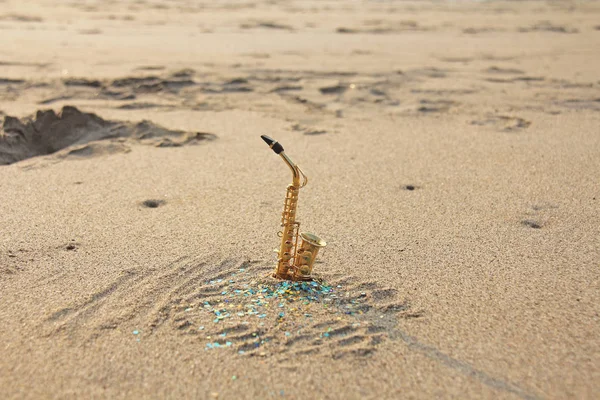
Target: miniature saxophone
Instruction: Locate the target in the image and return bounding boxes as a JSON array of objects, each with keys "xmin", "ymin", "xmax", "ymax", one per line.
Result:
[{"xmin": 261, "ymin": 135, "xmax": 326, "ymax": 281}]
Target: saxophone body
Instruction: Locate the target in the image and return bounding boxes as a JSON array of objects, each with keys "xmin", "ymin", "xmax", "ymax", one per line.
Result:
[{"xmin": 261, "ymin": 135, "xmax": 326, "ymax": 281}]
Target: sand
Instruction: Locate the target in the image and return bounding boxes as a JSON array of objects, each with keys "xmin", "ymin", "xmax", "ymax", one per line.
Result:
[{"xmin": 1, "ymin": 0, "xmax": 599, "ymax": 398}]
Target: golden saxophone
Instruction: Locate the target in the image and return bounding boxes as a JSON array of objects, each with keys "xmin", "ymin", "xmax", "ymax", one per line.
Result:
[{"xmin": 261, "ymin": 135, "xmax": 326, "ymax": 281}]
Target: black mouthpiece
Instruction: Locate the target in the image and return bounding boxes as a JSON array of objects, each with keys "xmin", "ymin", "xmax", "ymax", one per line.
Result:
[{"xmin": 261, "ymin": 135, "xmax": 284, "ymax": 154}]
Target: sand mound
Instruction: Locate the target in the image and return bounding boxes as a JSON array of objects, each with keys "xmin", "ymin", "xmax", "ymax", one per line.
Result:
[{"xmin": 0, "ymin": 106, "xmax": 216, "ymax": 165}]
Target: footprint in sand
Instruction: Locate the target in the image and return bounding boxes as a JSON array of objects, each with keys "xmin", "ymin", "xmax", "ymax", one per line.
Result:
[
  {"xmin": 518, "ymin": 21, "xmax": 578, "ymax": 34},
  {"xmin": 471, "ymin": 115, "xmax": 531, "ymax": 132}
]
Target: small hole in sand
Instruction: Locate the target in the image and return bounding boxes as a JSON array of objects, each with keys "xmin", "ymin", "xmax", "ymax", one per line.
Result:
[
  {"xmin": 403, "ymin": 185, "xmax": 417, "ymax": 191},
  {"xmin": 142, "ymin": 199, "xmax": 165, "ymax": 208}
]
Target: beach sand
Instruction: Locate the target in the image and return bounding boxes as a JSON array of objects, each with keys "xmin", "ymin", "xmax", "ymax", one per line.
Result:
[{"xmin": 1, "ymin": 0, "xmax": 599, "ymax": 398}]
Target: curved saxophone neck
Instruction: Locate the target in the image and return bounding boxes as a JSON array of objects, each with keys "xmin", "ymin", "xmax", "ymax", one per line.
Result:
[
  {"xmin": 280, "ymin": 153, "xmax": 301, "ymax": 188},
  {"xmin": 261, "ymin": 135, "xmax": 307, "ymax": 188}
]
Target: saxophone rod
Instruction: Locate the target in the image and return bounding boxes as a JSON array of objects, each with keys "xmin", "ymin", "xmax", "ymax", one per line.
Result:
[{"xmin": 261, "ymin": 135, "xmax": 306, "ymax": 188}]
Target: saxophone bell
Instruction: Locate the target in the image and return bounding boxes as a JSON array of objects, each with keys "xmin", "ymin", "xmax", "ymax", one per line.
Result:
[{"xmin": 291, "ymin": 232, "xmax": 327, "ymax": 281}]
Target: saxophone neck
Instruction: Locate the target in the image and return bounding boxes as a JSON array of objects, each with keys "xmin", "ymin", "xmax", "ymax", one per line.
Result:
[
  {"xmin": 261, "ymin": 135, "xmax": 307, "ymax": 188},
  {"xmin": 281, "ymin": 152, "xmax": 302, "ymax": 188}
]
